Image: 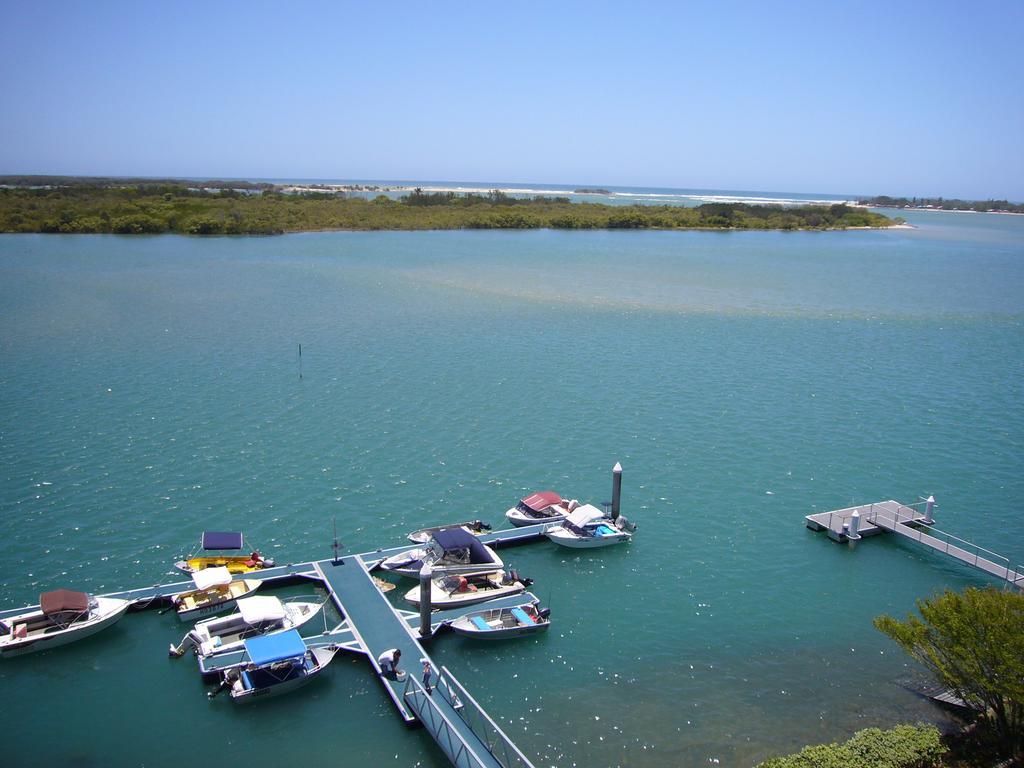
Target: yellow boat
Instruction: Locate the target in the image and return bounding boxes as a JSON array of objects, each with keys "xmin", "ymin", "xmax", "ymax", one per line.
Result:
[{"xmin": 174, "ymin": 531, "xmax": 275, "ymax": 574}]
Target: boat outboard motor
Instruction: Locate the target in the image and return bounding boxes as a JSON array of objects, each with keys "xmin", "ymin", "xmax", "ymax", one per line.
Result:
[
  {"xmin": 538, "ymin": 607, "xmax": 551, "ymax": 620},
  {"xmin": 479, "ymin": 521, "xmax": 492, "ymax": 530},
  {"xmin": 262, "ymin": 557, "xmax": 276, "ymax": 568}
]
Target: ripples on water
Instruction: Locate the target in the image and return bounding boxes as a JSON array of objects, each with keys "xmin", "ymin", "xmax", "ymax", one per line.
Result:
[{"xmin": 0, "ymin": 211, "xmax": 1022, "ymax": 766}]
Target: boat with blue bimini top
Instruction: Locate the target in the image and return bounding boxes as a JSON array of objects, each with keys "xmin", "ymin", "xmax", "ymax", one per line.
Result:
[
  {"xmin": 208, "ymin": 629, "xmax": 338, "ymax": 703},
  {"xmin": 447, "ymin": 599, "xmax": 551, "ymax": 640},
  {"xmin": 407, "ymin": 519, "xmax": 492, "ymax": 544},
  {"xmin": 174, "ymin": 531, "xmax": 275, "ymax": 575},
  {"xmin": 545, "ymin": 504, "xmax": 635, "ymax": 549},
  {"xmin": 172, "ymin": 566, "xmax": 262, "ymax": 622},
  {"xmin": 505, "ymin": 491, "xmax": 577, "ymax": 527},
  {"xmin": 0, "ymin": 589, "xmax": 131, "ymax": 658},
  {"xmin": 378, "ymin": 527, "xmax": 503, "ymax": 579}
]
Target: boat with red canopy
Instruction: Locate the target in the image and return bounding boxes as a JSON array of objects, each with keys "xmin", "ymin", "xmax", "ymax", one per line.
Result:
[
  {"xmin": 0, "ymin": 588, "xmax": 130, "ymax": 657},
  {"xmin": 505, "ymin": 491, "xmax": 576, "ymax": 527}
]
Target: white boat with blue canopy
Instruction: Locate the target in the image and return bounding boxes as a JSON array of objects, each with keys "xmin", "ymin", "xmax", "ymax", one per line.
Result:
[
  {"xmin": 209, "ymin": 629, "xmax": 338, "ymax": 703},
  {"xmin": 174, "ymin": 530, "xmax": 274, "ymax": 575},
  {"xmin": 447, "ymin": 599, "xmax": 551, "ymax": 640},
  {"xmin": 378, "ymin": 527, "xmax": 503, "ymax": 579},
  {"xmin": 545, "ymin": 504, "xmax": 635, "ymax": 548}
]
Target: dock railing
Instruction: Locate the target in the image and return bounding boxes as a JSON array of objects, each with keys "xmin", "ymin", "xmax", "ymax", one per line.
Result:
[
  {"xmin": 438, "ymin": 666, "xmax": 537, "ymax": 768},
  {"xmin": 868, "ymin": 506, "xmax": 1022, "ymax": 587},
  {"xmin": 403, "ymin": 673, "xmax": 491, "ymax": 768}
]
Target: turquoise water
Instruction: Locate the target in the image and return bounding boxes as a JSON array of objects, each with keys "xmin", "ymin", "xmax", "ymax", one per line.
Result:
[{"xmin": 1, "ymin": 210, "xmax": 1022, "ymax": 767}]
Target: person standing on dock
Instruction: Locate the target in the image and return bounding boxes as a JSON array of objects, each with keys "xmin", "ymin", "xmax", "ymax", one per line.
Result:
[
  {"xmin": 421, "ymin": 658, "xmax": 434, "ymax": 694},
  {"xmin": 378, "ymin": 647, "xmax": 402, "ymax": 679}
]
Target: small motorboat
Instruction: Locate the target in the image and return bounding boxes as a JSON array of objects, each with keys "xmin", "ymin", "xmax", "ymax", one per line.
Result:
[
  {"xmin": 505, "ymin": 491, "xmax": 577, "ymax": 527},
  {"xmin": 545, "ymin": 504, "xmax": 635, "ymax": 549},
  {"xmin": 448, "ymin": 600, "xmax": 551, "ymax": 640},
  {"xmin": 172, "ymin": 567, "xmax": 261, "ymax": 622},
  {"xmin": 407, "ymin": 520, "xmax": 492, "ymax": 544},
  {"xmin": 208, "ymin": 629, "xmax": 337, "ymax": 703},
  {"xmin": 174, "ymin": 531, "xmax": 275, "ymax": 575},
  {"xmin": 169, "ymin": 595, "xmax": 323, "ymax": 658},
  {"xmin": 404, "ymin": 570, "xmax": 531, "ymax": 610},
  {"xmin": 379, "ymin": 528, "xmax": 503, "ymax": 579},
  {"xmin": 0, "ymin": 589, "xmax": 131, "ymax": 657}
]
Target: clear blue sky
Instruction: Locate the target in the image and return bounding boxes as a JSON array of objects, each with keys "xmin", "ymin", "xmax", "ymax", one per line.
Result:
[{"xmin": 2, "ymin": 1, "xmax": 1022, "ymax": 199}]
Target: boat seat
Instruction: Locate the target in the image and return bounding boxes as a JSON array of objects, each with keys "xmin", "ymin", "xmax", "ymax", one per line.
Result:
[
  {"xmin": 510, "ymin": 607, "xmax": 535, "ymax": 625},
  {"xmin": 471, "ymin": 616, "xmax": 491, "ymax": 631},
  {"xmin": 239, "ymin": 670, "xmax": 253, "ymax": 690}
]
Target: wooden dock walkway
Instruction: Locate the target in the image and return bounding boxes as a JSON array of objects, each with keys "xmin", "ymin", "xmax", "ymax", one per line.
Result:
[{"xmin": 806, "ymin": 499, "xmax": 1024, "ymax": 589}]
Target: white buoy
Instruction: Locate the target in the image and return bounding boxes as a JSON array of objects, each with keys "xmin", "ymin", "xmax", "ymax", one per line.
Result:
[
  {"xmin": 924, "ymin": 495, "xmax": 936, "ymax": 524},
  {"xmin": 611, "ymin": 462, "xmax": 623, "ymax": 520},
  {"xmin": 419, "ymin": 563, "xmax": 433, "ymax": 637}
]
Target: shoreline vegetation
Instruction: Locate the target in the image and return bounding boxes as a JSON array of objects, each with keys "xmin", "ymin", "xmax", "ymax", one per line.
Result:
[
  {"xmin": 0, "ymin": 177, "xmax": 901, "ymax": 235},
  {"xmin": 858, "ymin": 195, "xmax": 1024, "ymax": 214}
]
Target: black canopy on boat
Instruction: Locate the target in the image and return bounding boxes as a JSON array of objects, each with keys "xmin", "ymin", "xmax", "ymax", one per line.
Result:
[
  {"xmin": 432, "ymin": 528, "xmax": 495, "ymax": 564},
  {"xmin": 201, "ymin": 531, "xmax": 244, "ymax": 550},
  {"xmin": 40, "ymin": 589, "xmax": 89, "ymax": 615}
]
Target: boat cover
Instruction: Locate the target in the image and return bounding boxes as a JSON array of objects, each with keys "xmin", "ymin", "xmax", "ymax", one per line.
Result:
[
  {"xmin": 244, "ymin": 628, "xmax": 306, "ymax": 666},
  {"xmin": 521, "ymin": 491, "xmax": 561, "ymax": 512},
  {"xmin": 432, "ymin": 528, "xmax": 496, "ymax": 564},
  {"xmin": 40, "ymin": 589, "xmax": 89, "ymax": 615},
  {"xmin": 202, "ymin": 531, "xmax": 244, "ymax": 550},
  {"xmin": 565, "ymin": 505, "xmax": 605, "ymax": 528},
  {"xmin": 237, "ymin": 596, "xmax": 285, "ymax": 624},
  {"xmin": 191, "ymin": 566, "xmax": 233, "ymax": 590}
]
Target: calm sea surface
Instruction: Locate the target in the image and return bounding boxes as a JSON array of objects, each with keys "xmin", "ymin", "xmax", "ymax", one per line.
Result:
[{"xmin": 1, "ymin": 210, "xmax": 1022, "ymax": 767}]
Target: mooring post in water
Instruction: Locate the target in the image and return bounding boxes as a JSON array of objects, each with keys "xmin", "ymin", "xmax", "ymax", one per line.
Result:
[
  {"xmin": 298, "ymin": 343, "xmax": 303, "ymax": 380},
  {"xmin": 848, "ymin": 510, "xmax": 861, "ymax": 542},
  {"xmin": 923, "ymin": 495, "xmax": 936, "ymax": 524},
  {"xmin": 419, "ymin": 564, "xmax": 433, "ymax": 638},
  {"xmin": 332, "ymin": 516, "xmax": 342, "ymax": 566},
  {"xmin": 611, "ymin": 462, "xmax": 623, "ymax": 520}
]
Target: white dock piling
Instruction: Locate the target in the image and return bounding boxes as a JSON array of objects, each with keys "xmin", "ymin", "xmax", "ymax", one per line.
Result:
[
  {"xmin": 611, "ymin": 462, "xmax": 623, "ymax": 520},
  {"xmin": 419, "ymin": 564, "xmax": 433, "ymax": 637}
]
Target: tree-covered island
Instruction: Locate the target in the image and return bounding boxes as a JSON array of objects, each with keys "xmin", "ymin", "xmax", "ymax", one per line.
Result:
[
  {"xmin": 859, "ymin": 195, "xmax": 1024, "ymax": 214},
  {"xmin": 0, "ymin": 177, "xmax": 901, "ymax": 235}
]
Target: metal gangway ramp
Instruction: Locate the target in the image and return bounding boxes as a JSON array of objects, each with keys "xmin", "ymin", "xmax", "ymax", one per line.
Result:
[
  {"xmin": 313, "ymin": 558, "xmax": 536, "ymax": 767},
  {"xmin": 867, "ymin": 502, "xmax": 1024, "ymax": 589},
  {"xmin": 807, "ymin": 499, "xmax": 1024, "ymax": 590}
]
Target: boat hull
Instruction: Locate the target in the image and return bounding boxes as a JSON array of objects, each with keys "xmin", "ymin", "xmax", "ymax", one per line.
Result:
[
  {"xmin": 505, "ymin": 509, "xmax": 566, "ymax": 527},
  {"xmin": 546, "ymin": 529, "xmax": 631, "ymax": 548},
  {"xmin": 449, "ymin": 605, "xmax": 550, "ymax": 640},
  {"xmin": 404, "ymin": 575, "xmax": 527, "ymax": 609},
  {"xmin": 0, "ymin": 597, "xmax": 130, "ymax": 657},
  {"xmin": 175, "ymin": 556, "xmax": 267, "ymax": 575},
  {"xmin": 228, "ymin": 646, "xmax": 336, "ymax": 703}
]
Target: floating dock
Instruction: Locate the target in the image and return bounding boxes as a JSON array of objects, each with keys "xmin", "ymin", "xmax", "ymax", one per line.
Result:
[
  {"xmin": 0, "ymin": 520, "xmax": 558, "ymax": 768},
  {"xmin": 806, "ymin": 498, "xmax": 1024, "ymax": 589}
]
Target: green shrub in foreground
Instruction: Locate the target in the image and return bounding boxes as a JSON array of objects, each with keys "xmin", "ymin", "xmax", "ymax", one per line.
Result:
[{"xmin": 756, "ymin": 724, "xmax": 945, "ymax": 768}]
